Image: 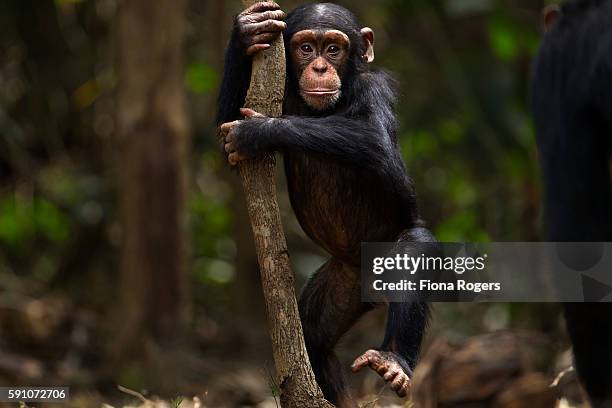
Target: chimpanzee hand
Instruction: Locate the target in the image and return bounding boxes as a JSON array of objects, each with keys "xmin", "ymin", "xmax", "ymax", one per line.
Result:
[
  {"xmin": 237, "ymin": 2, "xmax": 286, "ymax": 56},
  {"xmin": 352, "ymin": 349, "xmax": 412, "ymax": 397},
  {"xmin": 220, "ymin": 108, "xmax": 267, "ymax": 166}
]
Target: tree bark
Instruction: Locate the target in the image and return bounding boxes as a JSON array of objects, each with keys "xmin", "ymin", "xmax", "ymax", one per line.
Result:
[
  {"xmin": 238, "ymin": 1, "xmax": 333, "ymax": 406},
  {"xmin": 114, "ymin": 0, "xmax": 189, "ymax": 358}
]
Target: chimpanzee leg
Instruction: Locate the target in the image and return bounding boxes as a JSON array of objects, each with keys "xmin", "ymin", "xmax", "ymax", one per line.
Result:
[
  {"xmin": 352, "ymin": 227, "xmax": 434, "ymax": 397},
  {"xmin": 384, "ymin": 228, "xmax": 435, "ymax": 366},
  {"xmin": 299, "ymin": 258, "xmax": 372, "ymax": 407},
  {"xmin": 536, "ymin": 91, "xmax": 612, "ymax": 402},
  {"xmin": 563, "ymin": 303, "xmax": 612, "ymax": 403}
]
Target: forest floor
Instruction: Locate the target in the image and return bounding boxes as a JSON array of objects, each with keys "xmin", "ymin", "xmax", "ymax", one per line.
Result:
[{"xmin": 0, "ymin": 302, "xmax": 589, "ymax": 408}]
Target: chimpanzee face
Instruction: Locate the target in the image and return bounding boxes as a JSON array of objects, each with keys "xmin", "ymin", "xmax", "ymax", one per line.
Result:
[
  {"xmin": 290, "ymin": 29, "xmax": 350, "ymax": 111},
  {"xmin": 284, "ymin": 2, "xmax": 375, "ymax": 111}
]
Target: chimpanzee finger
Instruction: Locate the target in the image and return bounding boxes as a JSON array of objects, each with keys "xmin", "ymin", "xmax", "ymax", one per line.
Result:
[
  {"xmin": 228, "ymin": 152, "xmax": 238, "ymax": 166},
  {"xmin": 238, "ymin": 9, "xmax": 284, "ymax": 29},
  {"xmin": 243, "ymin": 19, "xmax": 286, "ymax": 35},
  {"xmin": 251, "ymin": 32, "xmax": 279, "ymax": 45},
  {"xmin": 240, "ymin": 108, "xmax": 265, "ymax": 118},
  {"xmin": 238, "ymin": 3, "xmax": 277, "ymax": 23},
  {"xmin": 396, "ymin": 378, "xmax": 410, "ymax": 397},
  {"xmin": 228, "ymin": 152, "xmax": 245, "ymax": 166},
  {"xmin": 241, "ymin": 1, "xmax": 280, "ymax": 15},
  {"xmin": 224, "ymin": 142, "xmax": 234, "ymax": 154},
  {"xmin": 246, "ymin": 44, "xmax": 270, "ymax": 55},
  {"xmin": 390, "ymin": 373, "xmax": 406, "ymax": 391},
  {"xmin": 248, "ymin": 9, "xmax": 285, "ymax": 23},
  {"xmin": 383, "ymin": 368, "xmax": 399, "ymax": 381},
  {"xmin": 220, "ymin": 120, "xmax": 239, "ymax": 134},
  {"xmin": 351, "ymin": 350, "xmax": 379, "ymax": 372},
  {"xmin": 376, "ymin": 365, "xmax": 388, "ymax": 376},
  {"xmin": 252, "ymin": 33, "xmax": 278, "ymax": 45},
  {"xmin": 351, "ymin": 354, "xmax": 370, "ymax": 372}
]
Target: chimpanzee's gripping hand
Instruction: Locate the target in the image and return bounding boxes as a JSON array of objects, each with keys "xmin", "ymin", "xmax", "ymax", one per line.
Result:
[
  {"xmin": 237, "ymin": 2, "xmax": 286, "ymax": 56},
  {"xmin": 220, "ymin": 108, "xmax": 268, "ymax": 166}
]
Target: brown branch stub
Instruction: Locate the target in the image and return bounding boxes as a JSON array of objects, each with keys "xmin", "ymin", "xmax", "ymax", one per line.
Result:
[
  {"xmin": 237, "ymin": 0, "xmax": 333, "ymax": 407},
  {"xmin": 412, "ymin": 332, "xmax": 559, "ymax": 408}
]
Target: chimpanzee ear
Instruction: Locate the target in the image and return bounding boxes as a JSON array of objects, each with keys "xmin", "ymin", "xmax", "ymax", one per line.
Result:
[
  {"xmin": 543, "ymin": 4, "xmax": 560, "ymax": 33},
  {"xmin": 360, "ymin": 27, "xmax": 375, "ymax": 63}
]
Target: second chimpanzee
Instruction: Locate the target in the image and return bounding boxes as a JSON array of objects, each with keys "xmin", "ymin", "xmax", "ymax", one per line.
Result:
[
  {"xmin": 531, "ymin": 0, "xmax": 612, "ymax": 405},
  {"xmin": 217, "ymin": 2, "xmax": 435, "ymax": 405}
]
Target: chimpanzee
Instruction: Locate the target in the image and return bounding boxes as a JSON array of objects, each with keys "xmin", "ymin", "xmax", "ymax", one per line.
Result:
[
  {"xmin": 217, "ymin": 2, "xmax": 435, "ymax": 406},
  {"xmin": 531, "ymin": 0, "xmax": 612, "ymax": 404}
]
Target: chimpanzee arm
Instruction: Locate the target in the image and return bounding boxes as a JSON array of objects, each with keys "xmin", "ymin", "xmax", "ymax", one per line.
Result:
[
  {"xmin": 216, "ymin": 2, "xmax": 286, "ymax": 125},
  {"xmin": 231, "ymin": 114, "xmax": 399, "ymax": 172},
  {"xmin": 216, "ymin": 26, "xmax": 252, "ymax": 125}
]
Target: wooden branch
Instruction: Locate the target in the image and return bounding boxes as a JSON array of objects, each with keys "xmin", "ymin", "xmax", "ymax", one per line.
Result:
[
  {"xmin": 412, "ymin": 332, "xmax": 559, "ymax": 408},
  {"xmin": 237, "ymin": 1, "xmax": 332, "ymax": 406}
]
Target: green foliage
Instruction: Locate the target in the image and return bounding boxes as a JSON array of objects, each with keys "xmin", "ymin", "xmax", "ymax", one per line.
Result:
[
  {"xmin": 34, "ymin": 199, "xmax": 71, "ymax": 243},
  {"xmin": 264, "ymin": 364, "xmax": 280, "ymax": 401},
  {"xmin": 435, "ymin": 211, "xmax": 491, "ymax": 242},
  {"xmin": 186, "ymin": 62, "xmax": 219, "ymax": 94},
  {"xmin": 189, "ymin": 189, "xmax": 232, "ymax": 268},
  {"xmin": 0, "ymin": 195, "xmax": 71, "ymax": 251},
  {"xmin": 190, "ymin": 152, "xmax": 236, "ymax": 288},
  {"xmin": 488, "ymin": 19, "xmax": 519, "ymax": 61},
  {"xmin": 0, "ymin": 197, "xmax": 31, "ymax": 249},
  {"xmin": 487, "ymin": 12, "xmax": 541, "ymax": 61}
]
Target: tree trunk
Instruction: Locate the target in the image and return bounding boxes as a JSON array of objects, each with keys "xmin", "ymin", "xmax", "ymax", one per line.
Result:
[
  {"xmin": 113, "ymin": 0, "xmax": 189, "ymax": 359},
  {"xmin": 238, "ymin": 1, "xmax": 333, "ymax": 406}
]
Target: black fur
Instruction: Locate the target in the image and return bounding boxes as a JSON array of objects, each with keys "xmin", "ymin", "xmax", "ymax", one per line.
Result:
[
  {"xmin": 531, "ymin": 0, "xmax": 612, "ymax": 403},
  {"xmin": 217, "ymin": 3, "xmax": 431, "ymax": 405},
  {"xmin": 217, "ymin": 25, "xmax": 252, "ymax": 127}
]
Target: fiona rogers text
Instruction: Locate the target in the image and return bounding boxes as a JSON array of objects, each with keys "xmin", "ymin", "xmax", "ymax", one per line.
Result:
[{"xmin": 373, "ymin": 279, "xmax": 501, "ymax": 293}]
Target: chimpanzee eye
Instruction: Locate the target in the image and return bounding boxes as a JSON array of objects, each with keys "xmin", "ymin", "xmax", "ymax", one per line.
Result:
[
  {"xmin": 327, "ymin": 45, "xmax": 340, "ymax": 55},
  {"xmin": 300, "ymin": 44, "xmax": 313, "ymax": 53}
]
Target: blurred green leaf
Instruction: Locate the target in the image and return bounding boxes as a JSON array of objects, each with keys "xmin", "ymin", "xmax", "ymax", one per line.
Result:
[
  {"xmin": 34, "ymin": 198, "xmax": 71, "ymax": 244},
  {"xmin": 488, "ymin": 20, "xmax": 518, "ymax": 61},
  {"xmin": 186, "ymin": 62, "xmax": 219, "ymax": 94},
  {"xmin": 450, "ymin": 177, "xmax": 477, "ymax": 207},
  {"xmin": 438, "ymin": 118, "xmax": 464, "ymax": 144},
  {"xmin": 435, "ymin": 211, "xmax": 491, "ymax": 242},
  {"xmin": 402, "ymin": 130, "xmax": 437, "ymax": 162},
  {"xmin": 0, "ymin": 197, "xmax": 32, "ymax": 248}
]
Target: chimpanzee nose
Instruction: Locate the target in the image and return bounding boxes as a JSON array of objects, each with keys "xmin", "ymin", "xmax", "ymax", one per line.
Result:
[{"xmin": 312, "ymin": 58, "xmax": 328, "ymax": 73}]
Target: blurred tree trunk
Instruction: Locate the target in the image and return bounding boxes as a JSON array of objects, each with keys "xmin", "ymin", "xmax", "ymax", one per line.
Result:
[{"xmin": 113, "ymin": 0, "xmax": 189, "ymax": 359}]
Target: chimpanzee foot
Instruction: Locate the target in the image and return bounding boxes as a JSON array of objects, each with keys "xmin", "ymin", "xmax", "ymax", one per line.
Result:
[{"xmin": 351, "ymin": 349, "xmax": 411, "ymax": 397}]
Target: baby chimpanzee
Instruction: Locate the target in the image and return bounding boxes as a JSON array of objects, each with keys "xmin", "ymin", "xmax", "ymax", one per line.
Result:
[{"xmin": 217, "ymin": 2, "xmax": 435, "ymax": 405}]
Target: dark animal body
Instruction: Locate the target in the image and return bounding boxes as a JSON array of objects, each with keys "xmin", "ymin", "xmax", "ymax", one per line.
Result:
[
  {"xmin": 217, "ymin": 2, "xmax": 434, "ymax": 406},
  {"xmin": 531, "ymin": 0, "xmax": 612, "ymax": 404}
]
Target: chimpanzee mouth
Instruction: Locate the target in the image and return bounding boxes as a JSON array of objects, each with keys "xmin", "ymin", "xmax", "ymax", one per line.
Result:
[
  {"xmin": 300, "ymin": 89, "xmax": 341, "ymax": 111},
  {"xmin": 302, "ymin": 89, "xmax": 340, "ymax": 96}
]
